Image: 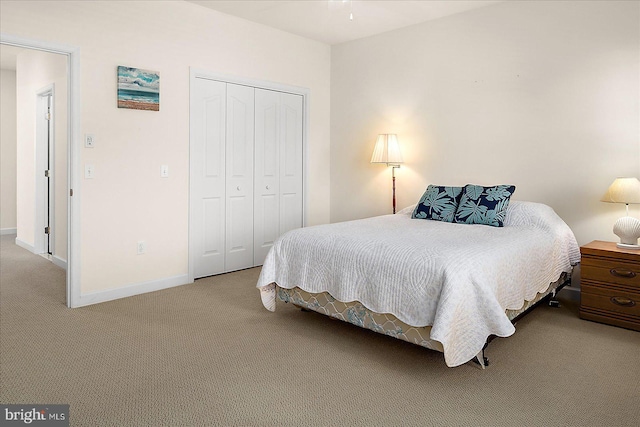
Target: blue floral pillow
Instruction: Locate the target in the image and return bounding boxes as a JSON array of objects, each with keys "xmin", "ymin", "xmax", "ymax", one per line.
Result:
[
  {"xmin": 453, "ymin": 184, "xmax": 516, "ymax": 227},
  {"xmin": 412, "ymin": 185, "xmax": 463, "ymax": 222}
]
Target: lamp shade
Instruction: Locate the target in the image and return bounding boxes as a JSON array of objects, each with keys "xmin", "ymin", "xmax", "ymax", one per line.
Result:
[
  {"xmin": 371, "ymin": 134, "xmax": 403, "ymax": 164},
  {"xmin": 601, "ymin": 177, "xmax": 640, "ymax": 204}
]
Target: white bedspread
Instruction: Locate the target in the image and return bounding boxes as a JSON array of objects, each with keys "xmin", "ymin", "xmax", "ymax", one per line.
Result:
[{"xmin": 257, "ymin": 201, "xmax": 580, "ymax": 367}]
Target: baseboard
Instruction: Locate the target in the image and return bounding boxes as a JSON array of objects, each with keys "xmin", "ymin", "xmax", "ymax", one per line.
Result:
[
  {"xmin": 14, "ymin": 237, "xmax": 66, "ymax": 270},
  {"xmin": 15, "ymin": 237, "xmax": 35, "ymax": 253},
  {"xmin": 52, "ymin": 255, "xmax": 67, "ymax": 271},
  {"xmin": 74, "ymin": 274, "xmax": 190, "ymax": 307},
  {"xmin": 1, "ymin": 228, "xmax": 17, "ymax": 235}
]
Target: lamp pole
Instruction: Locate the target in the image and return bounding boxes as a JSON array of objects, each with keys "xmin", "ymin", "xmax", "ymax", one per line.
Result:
[
  {"xmin": 371, "ymin": 134, "xmax": 403, "ymax": 214},
  {"xmin": 391, "ymin": 164, "xmax": 400, "ymax": 214}
]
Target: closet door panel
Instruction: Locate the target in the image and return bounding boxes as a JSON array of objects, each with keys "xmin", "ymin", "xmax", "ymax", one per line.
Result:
[
  {"xmin": 225, "ymin": 83, "xmax": 255, "ymax": 271},
  {"xmin": 258, "ymin": 194, "xmax": 278, "ymax": 247},
  {"xmin": 261, "ymin": 104, "xmax": 278, "ymax": 178},
  {"xmin": 254, "ymin": 89, "xmax": 281, "ymax": 265},
  {"xmin": 202, "ymin": 198, "xmax": 223, "ymax": 256},
  {"xmin": 192, "ymin": 78, "xmax": 226, "ymax": 278},
  {"xmin": 227, "ymin": 196, "xmax": 250, "ymax": 257},
  {"xmin": 279, "ymin": 93, "xmax": 304, "ymax": 235}
]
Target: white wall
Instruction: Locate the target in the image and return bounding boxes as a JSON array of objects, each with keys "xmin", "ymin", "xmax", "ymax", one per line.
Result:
[
  {"xmin": 331, "ymin": 0, "xmax": 640, "ymax": 246},
  {"xmin": 0, "ymin": 69, "xmax": 17, "ymax": 233},
  {"xmin": 1, "ymin": 1, "xmax": 331, "ymax": 297},
  {"xmin": 15, "ymin": 49, "xmax": 68, "ymax": 261}
]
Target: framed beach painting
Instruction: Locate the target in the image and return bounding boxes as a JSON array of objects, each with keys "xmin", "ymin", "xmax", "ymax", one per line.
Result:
[{"xmin": 117, "ymin": 66, "xmax": 160, "ymax": 111}]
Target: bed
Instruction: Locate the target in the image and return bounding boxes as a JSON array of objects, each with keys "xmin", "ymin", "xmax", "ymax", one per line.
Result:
[{"xmin": 257, "ymin": 199, "xmax": 580, "ymax": 368}]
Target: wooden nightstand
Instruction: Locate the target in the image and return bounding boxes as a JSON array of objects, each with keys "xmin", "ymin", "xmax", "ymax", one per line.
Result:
[{"xmin": 580, "ymin": 240, "xmax": 640, "ymax": 331}]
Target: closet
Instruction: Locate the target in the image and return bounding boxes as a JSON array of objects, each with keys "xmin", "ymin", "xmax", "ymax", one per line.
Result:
[{"xmin": 190, "ymin": 76, "xmax": 304, "ymax": 279}]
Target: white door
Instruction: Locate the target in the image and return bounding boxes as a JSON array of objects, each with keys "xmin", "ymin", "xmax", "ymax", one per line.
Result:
[
  {"xmin": 225, "ymin": 84, "xmax": 255, "ymax": 271},
  {"xmin": 279, "ymin": 92, "xmax": 304, "ymax": 236},
  {"xmin": 254, "ymin": 89, "xmax": 279, "ymax": 264},
  {"xmin": 191, "ymin": 78, "xmax": 226, "ymax": 278},
  {"xmin": 36, "ymin": 88, "xmax": 54, "ymax": 256},
  {"xmin": 46, "ymin": 94, "xmax": 53, "ymax": 255},
  {"xmin": 254, "ymin": 89, "xmax": 303, "ymax": 265}
]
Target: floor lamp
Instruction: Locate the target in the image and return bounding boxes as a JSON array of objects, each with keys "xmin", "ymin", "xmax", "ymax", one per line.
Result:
[{"xmin": 371, "ymin": 134, "xmax": 403, "ymax": 214}]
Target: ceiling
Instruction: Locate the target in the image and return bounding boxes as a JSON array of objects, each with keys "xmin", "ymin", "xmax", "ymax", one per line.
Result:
[
  {"xmin": 187, "ymin": 0, "xmax": 502, "ymax": 45},
  {"xmin": 0, "ymin": 1, "xmax": 502, "ymax": 70}
]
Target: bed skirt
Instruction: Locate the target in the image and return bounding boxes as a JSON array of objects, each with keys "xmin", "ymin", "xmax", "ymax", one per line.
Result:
[{"xmin": 276, "ymin": 272, "xmax": 571, "ymax": 357}]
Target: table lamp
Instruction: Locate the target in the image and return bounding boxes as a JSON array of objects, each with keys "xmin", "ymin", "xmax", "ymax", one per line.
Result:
[{"xmin": 601, "ymin": 177, "xmax": 640, "ymax": 249}]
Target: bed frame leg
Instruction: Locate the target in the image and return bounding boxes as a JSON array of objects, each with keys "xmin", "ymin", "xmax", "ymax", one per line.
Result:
[
  {"xmin": 548, "ymin": 289, "xmax": 561, "ymax": 308},
  {"xmin": 473, "ymin": 350, "xmax": 489, "ymax": 369}
]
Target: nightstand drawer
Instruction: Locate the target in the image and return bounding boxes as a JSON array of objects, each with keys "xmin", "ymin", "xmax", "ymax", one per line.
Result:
[
  {"xmin": 581, "ymin": 261, "xmax": 640, "ymax": 288},
  {"xmin": 581, "ymin": 283, "xmax": 640, "ymax": 317}
]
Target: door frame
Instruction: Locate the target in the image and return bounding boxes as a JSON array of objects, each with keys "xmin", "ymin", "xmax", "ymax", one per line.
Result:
[
  {"xmin": 1, "ymin": 33, "xmax": 81, "ymax": 308},
  {"xmin": 35, "ymin": 84, "xmax": 54, "ymax": 256},
  {"xmin": 188, "ymin": 68, "xmax": 310, "ymax": 283}
]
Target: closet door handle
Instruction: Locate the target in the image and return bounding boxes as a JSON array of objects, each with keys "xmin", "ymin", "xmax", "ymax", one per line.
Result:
[
  {"xmin": 237, "ymin": 186, "xmax": 241, "ymax": 191},
  {"xmin": 266, "ymin": 185, "xmax": 270, "ymax": 190}
]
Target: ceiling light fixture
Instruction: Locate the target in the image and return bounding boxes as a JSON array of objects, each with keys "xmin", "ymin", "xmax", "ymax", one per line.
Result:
[{"xmin": 329, "ymin": 0, "xmax": 354, "ymax": 21}]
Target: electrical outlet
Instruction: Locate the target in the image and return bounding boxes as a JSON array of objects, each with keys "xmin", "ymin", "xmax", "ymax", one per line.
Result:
[
  {"xmin": 137, "ymin": 241, "xmax": 146, "ymax": 255},
  {"xmin": 85, "ymin": 134, "xmax": 95, "ymax": 148}
]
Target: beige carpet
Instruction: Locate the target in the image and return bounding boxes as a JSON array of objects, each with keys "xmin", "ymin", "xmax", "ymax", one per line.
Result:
[{"xmin": 1, "ymin": 234, "xmax": 639, "ymax": 426}]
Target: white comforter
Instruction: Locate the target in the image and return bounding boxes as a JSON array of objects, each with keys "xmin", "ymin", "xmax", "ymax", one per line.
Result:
[{"xmin": 257, "ymin": 201, "xmax": 580, "ymax": 367}]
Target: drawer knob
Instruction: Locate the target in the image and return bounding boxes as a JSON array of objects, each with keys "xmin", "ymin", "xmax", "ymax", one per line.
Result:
[
  {"xmin": 609, "ymin": 268, "xmax": 636, "ymax": 279},
  {"xmin": 610, "ymin": 296, "xmax": 636, "ymax": 307}
]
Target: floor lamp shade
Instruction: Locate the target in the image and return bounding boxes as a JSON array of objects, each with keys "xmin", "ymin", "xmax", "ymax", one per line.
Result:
[
  {"xmin": 371, "ymin": 134, "xmax": 403, "ymax": 214},
  {"xmin": 371, "ymin": 134, "xmax": 403, "ymax": 165}
]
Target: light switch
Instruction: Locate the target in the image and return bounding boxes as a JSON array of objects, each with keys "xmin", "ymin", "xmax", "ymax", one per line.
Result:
[
  {"xmin": 85, "ymin": 164, "xmax": 95, "ymax": 179},
  {"xmin": 85, "ymin": 134, "xmax": 95, "ymax": 148},
  {"xmin": 160, "ymin": 165, "xmax": 169, "ymax": 178}
]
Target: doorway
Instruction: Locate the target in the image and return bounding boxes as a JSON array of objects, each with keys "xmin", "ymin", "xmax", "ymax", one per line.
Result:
[{"xmin": 0, "ymin": 34, "xmax": 80, "ymax": 307}]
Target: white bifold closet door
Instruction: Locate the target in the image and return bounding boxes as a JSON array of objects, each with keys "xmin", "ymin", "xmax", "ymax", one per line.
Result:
[
  {"xmin": 191, "ymin": 77, "xmax": 303, "ymax": 279},
  {"xmin": 192, "ymin": 78, "xmax": 226, "ymax": 278},
  {"xmin": 225, "ymin": 84, "xmax": 255, "ymax": 271},
  {"xmin": 192, "ymin": 79, "xmax": 254, "ymax": 278},
  {"xmin": 254, "ymin": 89, "xmax": 303, "ymax": 265}
]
